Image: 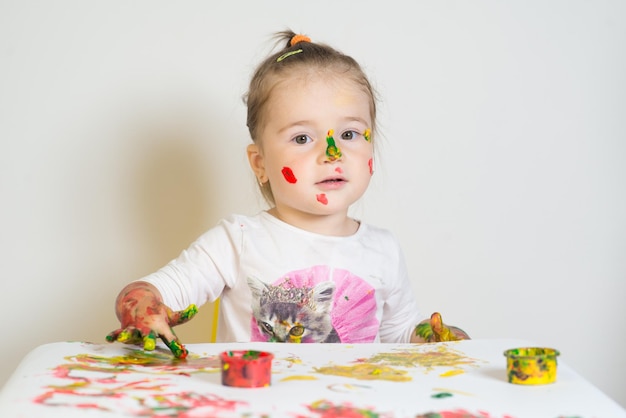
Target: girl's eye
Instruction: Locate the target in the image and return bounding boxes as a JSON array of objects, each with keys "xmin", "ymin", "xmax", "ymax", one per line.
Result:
[
  {"xmin": 292, "ymin": 134, "xmax": 311, "ymax": 144},
  {"xmin": 340, "ymin": 130, "xmax": 359, "ymax": 140}
]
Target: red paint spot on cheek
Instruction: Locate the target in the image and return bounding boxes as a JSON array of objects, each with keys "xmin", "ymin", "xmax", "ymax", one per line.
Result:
[
  {"xmin": 281, "ymin": 167, "xmax": 297, "ymax": 183},
  {"xmin": 316, "ymin": 194, "xmax": 328, "ymax": 205},
  {"xmin": 368, "ymin": 158, "xmax": 374, "ymax": 175}
]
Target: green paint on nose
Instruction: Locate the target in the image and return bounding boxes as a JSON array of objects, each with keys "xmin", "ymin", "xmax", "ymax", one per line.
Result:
[{"xmin": 325, "ymin": 130, "xmax": 342, "ymax": 161}]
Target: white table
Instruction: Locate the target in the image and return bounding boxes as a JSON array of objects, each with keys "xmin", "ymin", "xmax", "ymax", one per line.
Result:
[{"xmin": 0, "ymin": 339, "xmax": 624, "ymax": 417}]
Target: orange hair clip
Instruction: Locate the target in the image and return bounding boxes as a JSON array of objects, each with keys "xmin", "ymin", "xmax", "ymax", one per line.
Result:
[{"xmin": 290, "ymin": 34, "xmax": 311, "ymax": 46}]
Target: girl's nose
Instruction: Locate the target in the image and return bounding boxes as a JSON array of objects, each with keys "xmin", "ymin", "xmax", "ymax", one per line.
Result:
[{"xmin": 323, "ymin": 129, "xmax": 342, "ymax": 163}]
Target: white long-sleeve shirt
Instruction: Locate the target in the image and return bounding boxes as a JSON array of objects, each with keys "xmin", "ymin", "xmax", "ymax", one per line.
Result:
[{"xmin": 141, "ymin": 211, "xmax": 424, "ymax": 343}]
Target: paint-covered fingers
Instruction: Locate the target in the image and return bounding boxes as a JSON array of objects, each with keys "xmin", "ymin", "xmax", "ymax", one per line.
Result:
[
  {"xmin": 106, "ymin": 327, "xmax": 143, "ymax": 345},
  {"xmin": 105, "ymin": 326, "xmax": 183, "ymax": 357},
  {"xmin": 142, "ymin": 331, "xmax": 158, "ymax": 351},
  {"xmin": 413, "ymin": 312, "xmax": 469, "ymax": 343},
  {"xmin": 429, "ymin": 312, "xmax": 458, "ymax": 342},
  {"xmin": 448, "ymin": 325, "xmax": 471, "ymax": 340},
  {"xmin": 159, "ymin": 334, "xmax": 189, "ymax": 359},
  {"xmin": 429, "ymin": 312, "xmax": 470, "ymax": 342},
  {"xmin": 105, "ymin": 328, "xmax": 123, "ymax": 343},
  {"xmin": 414, "ymin": 321, "xmax": 434, "ymax": 342},
  {"xmin": 166, "ymin": 304, "xmax": 199, "ymax": 327}
]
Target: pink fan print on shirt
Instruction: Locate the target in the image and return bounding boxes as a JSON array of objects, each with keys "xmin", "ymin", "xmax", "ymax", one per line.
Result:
[{"xmin": 247, "ymin": 265, "xmax": 379, "ymax": 343}]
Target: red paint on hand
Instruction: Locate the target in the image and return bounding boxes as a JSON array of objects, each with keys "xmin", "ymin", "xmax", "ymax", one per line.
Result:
[
  {"xmin": 281, "ymin": 167, "xmax": 297, "ymax": 183},
  {"xmin": 316, "ymin": 194, "xmax": 328, "ymax": 205}
]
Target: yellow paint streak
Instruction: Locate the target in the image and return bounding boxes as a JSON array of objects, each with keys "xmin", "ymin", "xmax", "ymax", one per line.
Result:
[
  {"xmin": 280, "ymin": 375, "xmax": 318, "ymax": 382},
  {"xmin": 314, "ymin": 364, "xmax": 411, "ymax": 382},
  {"xmin": 439, "ymin": 369, "xmax": 465, "ymax": 377},
  {"xmin": 366, "ymin": 344, "xmax": 481, "ymax": 371}
]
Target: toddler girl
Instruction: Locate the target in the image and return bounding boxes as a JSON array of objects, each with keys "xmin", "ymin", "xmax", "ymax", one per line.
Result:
[{"xmin": 107, "ymin": 31, "xmax": 469, "ymax": 358}]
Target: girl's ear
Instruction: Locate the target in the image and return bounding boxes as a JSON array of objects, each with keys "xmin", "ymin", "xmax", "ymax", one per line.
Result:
[{"xmin": 247, "ymin": 143, "xmax": 267, "ymax": 182}]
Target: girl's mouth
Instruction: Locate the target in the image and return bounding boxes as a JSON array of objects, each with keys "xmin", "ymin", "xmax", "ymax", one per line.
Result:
[{"xmin": 316, "ymin": 177, "xmax": 346, "ymax": 190}]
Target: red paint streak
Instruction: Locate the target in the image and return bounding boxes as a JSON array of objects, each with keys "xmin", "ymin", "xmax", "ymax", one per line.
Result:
[
  {"xmin": 35, "ymin": 354, "xmax": 243, "ymax": 415},
  {"xmin": 281, "ymin": 167, "xmax": 297, "ymax": 183},
  {"xmin": 368, "ymin": 158, "xmax": 373, "ymax": 175},
  {"xmin": 305, "ymin": 400, "xmax": 380, "ymax": 418},
  {"xmin": 316, "ymin": 194, "xmax": 328, "ymax": 205},
  {"xmin": 335, "ymin": 167, "xmax": 343, "ymax": 174}
]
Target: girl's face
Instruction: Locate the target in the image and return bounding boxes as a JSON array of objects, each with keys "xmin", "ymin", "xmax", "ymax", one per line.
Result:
[{"xmin": 248, "ymin": 73, "xmax": 374, "ymax": 232}]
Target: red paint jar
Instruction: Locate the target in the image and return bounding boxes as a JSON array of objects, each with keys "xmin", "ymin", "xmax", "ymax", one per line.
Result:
[{"xmin": 220, "ymin": 350, "xmax": 274, "ymax": 388}]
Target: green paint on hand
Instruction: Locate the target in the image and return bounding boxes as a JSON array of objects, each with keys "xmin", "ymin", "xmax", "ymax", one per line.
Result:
[
  {"xmin": 117, "ymin": 329, "xmax": 133, "ymax": 343},
  {"xmin": 166, "ymin": 339, "xmax": 188, "ymax": 359},
  {"xmin": 143, "ymin": 331, "xmax": 157, "ymax": 351},
  {"xmin": 415, "ymin": 322, "xmax": 434, "ymax": 340},
  {"xmin": 179, "ymin": 304, "xmax": 198, "ymax": 323}
]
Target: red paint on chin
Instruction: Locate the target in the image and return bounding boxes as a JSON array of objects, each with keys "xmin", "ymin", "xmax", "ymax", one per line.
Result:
[
  {"xmin": 316, "ymin": 194, "xmax": 328, "ymax": 205},
  {"xmin": 281, "ymin": 167, "xmax": 297, "ymax": 183}
]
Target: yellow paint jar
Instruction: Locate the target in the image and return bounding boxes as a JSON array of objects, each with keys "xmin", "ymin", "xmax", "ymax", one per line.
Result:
[{"xmin": 503, "ymin": 347, "xmax": 560, "ymax": 385}]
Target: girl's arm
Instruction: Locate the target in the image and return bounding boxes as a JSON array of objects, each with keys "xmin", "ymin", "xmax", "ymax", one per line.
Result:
[{"xmin": 106, "ymin": 281, "xmax": 198, "ymax": 358}]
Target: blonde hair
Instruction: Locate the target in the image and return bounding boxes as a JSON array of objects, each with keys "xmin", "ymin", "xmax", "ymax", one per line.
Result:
[{"xmin": 243, "ymin": 30, "xmax": 378, "ymax": 205}]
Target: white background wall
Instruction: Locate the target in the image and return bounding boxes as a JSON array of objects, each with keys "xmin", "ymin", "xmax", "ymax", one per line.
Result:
[{"xmin": 1, "ymin": 0, "xmax": 625, "ymax": 408}]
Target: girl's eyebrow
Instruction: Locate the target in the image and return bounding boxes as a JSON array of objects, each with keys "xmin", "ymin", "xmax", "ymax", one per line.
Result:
[
  {"xmin": 277, "ymin": 120, "xmax": 314, "ymax": 134},
  {"xmin": 278, "ymin": 116, "xmax": 369, "ymax": 134},
  {"xmin": 342, "ymin": 116, "xmax": 369, "ymax": 125}
]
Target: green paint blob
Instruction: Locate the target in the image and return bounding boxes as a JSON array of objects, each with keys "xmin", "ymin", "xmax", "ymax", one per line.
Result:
[
  {"xmin": 414, "ymin": 322, "xmax": 433, "ymax": 340},
  {"xmin": 166, "ymin": 339, "xmax": 188, "ymax": 359},
  {"xmin": 179, "ymin": 304, "xmax": 198, "ymax": 323},
  {"xmin": 143, "ymin": 331, "xmax": 157, "ymax": 351},
  {"xmin": 325, "ymin": 130, "xmax": 342, "ymax": 161},
  {"xmin": 431, "ymin": 392, "xmax": 453, "ymax": 399}
]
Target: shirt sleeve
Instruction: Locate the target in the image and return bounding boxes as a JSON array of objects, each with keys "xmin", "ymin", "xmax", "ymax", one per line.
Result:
[
  {"xmin": 137, "ymin": 216, "xmax": 243, "ymax": 311},
  {"xmin": 377, "ymin": 234, "xmax": 426, "ymax": 343}
]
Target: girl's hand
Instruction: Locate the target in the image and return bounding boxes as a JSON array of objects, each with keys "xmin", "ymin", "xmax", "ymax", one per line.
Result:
[
  {"xmin": 414, "ymin": 312, "xmax": 470, "ymax": 342},
  {"xmin": 106, "ymin": 283, "xmax": 198, "ymax": 358}
]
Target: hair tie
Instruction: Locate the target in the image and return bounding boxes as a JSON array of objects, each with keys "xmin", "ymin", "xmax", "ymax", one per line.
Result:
[{"xmin": 290, "ymin": 34, "xmax": 311, "ymax": 46}]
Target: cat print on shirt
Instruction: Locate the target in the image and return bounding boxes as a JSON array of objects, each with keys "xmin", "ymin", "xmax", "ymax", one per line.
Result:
[
  {"xmin": 247, "ymin": 266, "xmax": 380, "ymax": 344},
  {"xmin": 247, "ymin": 276, "xmax": 341, "ymax": 343}
]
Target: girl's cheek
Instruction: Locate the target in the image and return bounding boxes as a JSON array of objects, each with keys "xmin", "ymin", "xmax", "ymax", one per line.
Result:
[
  {"xmin": 368, "ymin": 158, "xmax": 374, "ymax": 175},
  {"xmin": 281, "ymin": 167, "xmax": 297, "ymax": 184}
]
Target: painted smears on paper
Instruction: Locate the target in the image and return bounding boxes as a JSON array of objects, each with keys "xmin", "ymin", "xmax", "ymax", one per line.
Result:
[
  {"xmin": 313, "ymin": 344, "xmax": 481, "ymax": 381},
  {"xmin": 32, "ymin": 347, "xmax": 245, "ymax": 416},
  {"xmin": 303, "ymin": 401, "xmax": 503, "ymax": 418},
  {"xmin": 415, "ymin": 410, "xmax": 506, "ymax": 418},
  {"xmin": 304, "ymin": 399, "xmax": 391, "ymax": 418}
]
